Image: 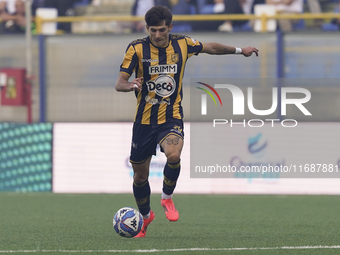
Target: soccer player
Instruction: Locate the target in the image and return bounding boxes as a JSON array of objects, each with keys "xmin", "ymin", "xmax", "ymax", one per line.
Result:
[{"xmin": 115, "ymin": 5, "xmax": 259, "ymax": 238}]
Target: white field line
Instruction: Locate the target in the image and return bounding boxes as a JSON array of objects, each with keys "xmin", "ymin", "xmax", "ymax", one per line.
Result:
[{"xmin": 0, "ymin": 246, "xmax": 340, "ymax": 253}]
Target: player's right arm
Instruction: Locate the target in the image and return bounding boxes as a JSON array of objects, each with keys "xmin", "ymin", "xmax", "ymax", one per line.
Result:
[{"xmin": 115, "ymin": 72, "xmax": 143, "ymax": 92}]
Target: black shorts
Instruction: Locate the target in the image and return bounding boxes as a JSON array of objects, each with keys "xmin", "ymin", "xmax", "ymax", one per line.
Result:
[{"xmin": 129, "ymin": 119, "xmax": 184, "ymax": 164}]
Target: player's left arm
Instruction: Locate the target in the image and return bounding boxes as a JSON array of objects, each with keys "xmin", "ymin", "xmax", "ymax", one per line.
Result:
[{"xmin": 201, "ymin": 42, "xmax": 259, "ymax": 57}]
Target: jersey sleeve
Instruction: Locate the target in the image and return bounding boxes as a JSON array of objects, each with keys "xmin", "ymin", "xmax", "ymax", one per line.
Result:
[
  {"xmin": 119, "ymin": 44, "xmax": 138, "ymax": 76},
  {"xmin": 185, "ymin": 36, "xmax": 203, "ymax": 58}
]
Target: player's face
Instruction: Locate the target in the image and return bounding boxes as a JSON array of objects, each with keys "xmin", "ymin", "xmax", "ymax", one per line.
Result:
[{"xmin": 147, "ymin": 21, "xmax": 173, "ymax": 48}]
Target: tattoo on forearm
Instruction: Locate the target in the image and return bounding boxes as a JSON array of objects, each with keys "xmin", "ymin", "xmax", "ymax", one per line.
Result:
[
  {"xmin": 166, "ymin": 137, "xmax": 179, "ymax": 145},
  {"xmin": 215, "ymin": 45, "xmax": 235, "ymax": 55},
  {"xmin": 225, "ymin": 46, "xmax": 235, "ymax": 54}
]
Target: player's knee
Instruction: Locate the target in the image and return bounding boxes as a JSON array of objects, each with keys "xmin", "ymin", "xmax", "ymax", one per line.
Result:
[
  {"xmin": 133, "ymin": 173, "xmax": 148, "ymax": 184},
  {"xmin": 166, "ymin": 152, "xmax": 181, "ymax": 164},
  {"xmin": 132, "ymin": 165, "xmax": 149, "ymax": 184}
]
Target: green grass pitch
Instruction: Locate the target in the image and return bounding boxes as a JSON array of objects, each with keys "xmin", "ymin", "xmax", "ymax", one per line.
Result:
[{"xmin": 0, "ymin": 193, "xmax": 340, "ymax": 255}]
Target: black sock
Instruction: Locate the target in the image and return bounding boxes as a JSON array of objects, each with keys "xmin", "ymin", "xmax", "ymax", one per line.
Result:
[
  {"xmin": 133, "ymin": 180, "xmax": 151, "ymax": 216},
  {"xmin": 162, "ymin": 160, "xmax": 181, "ymax": 196}
]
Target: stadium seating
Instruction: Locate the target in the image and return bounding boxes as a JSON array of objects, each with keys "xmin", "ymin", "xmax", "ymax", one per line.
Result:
[
  {"xmin": 321, "ymin": 5, "xmax": 339, "ymax": 31},
  {"xmin": 72, "ymin": 0, "xmax": 134, "ymax": 33}
]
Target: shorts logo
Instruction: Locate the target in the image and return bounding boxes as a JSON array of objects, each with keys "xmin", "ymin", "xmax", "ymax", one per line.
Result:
[
  {"xmin": 149, "ymin": 64, "xmax": 177, "ymax": 75},
  {"xmin": 146, "ymin": 75, "xmax": 176, "ymax": 98},
  {"xmin": 173, "ymin": 125, "xmax": 182, "ymax": 133},
  {"xmin": 170, "ymin": 125, "xmax": 183, "ymax": 135}
]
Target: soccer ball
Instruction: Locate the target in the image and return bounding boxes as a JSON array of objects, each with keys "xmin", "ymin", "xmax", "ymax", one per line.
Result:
[{"xmin": 113, "ymin": 207, "xmax": 143, "ymax": 238}]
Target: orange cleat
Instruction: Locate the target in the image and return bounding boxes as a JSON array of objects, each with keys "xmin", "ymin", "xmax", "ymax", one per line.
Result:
[
  {"xmin": 161, "ymin": 198, "xmax": 179, "ymax": 222},
  {"xmin": 134, "ymin": 210, "xmax": 155, "ymax": 238}
]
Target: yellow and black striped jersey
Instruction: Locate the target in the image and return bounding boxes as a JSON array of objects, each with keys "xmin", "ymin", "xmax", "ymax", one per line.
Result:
[{"xmin": 120, "ymin": 34, "xmax": 203, "ymax": 125}]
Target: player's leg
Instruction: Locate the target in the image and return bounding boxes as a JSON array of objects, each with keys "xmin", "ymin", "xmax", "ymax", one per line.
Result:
[
  {"xmin": 158, "ymin": 120, "xmax": 184, "ymax": 222},
  {"xmin": 132, "ymin": 158, "xmax": 155, "ymax": 238},
  {"xmin": 132, "ymin": 158, "xmax": 151, "ymax": 218},
  {"xmin": 130, "ymin": 122, "xmax": 157, "ymax": 237},
  {"xmin": 160, "ymin": 134, "xmax": 183, "ymax": 198}
]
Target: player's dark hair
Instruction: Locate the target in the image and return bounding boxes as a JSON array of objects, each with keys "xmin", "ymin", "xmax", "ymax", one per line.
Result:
[{"xmin": 145, "ymin": 6, "xmax": 172, "ymax": 27}]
